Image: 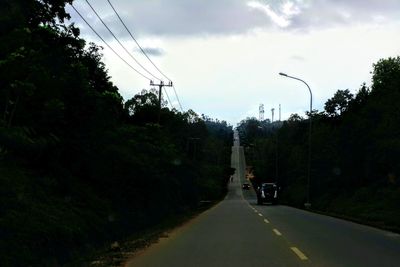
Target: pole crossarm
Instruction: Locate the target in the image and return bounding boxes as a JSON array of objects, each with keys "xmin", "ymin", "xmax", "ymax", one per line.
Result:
[
  {"xmin": 150, "ymin": 80, "xmax": 173, "ymax": 87},
  {"xmin": 150, "ymin": 81, "xmax": 173, "ymax": 124}
]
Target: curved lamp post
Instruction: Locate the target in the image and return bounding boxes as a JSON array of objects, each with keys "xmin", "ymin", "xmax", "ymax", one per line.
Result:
[{"xmin": 279, "ymin": 72, "xmax": 312, "ymax": 208}]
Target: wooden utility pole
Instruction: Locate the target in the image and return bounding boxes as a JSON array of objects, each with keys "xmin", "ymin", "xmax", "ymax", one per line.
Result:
[{"xmin": 150, "ymin": 80, "xmax": 173, "ymax": 124}]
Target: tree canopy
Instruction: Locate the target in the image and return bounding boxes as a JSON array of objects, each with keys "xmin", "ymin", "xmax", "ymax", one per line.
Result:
[
  {"xmin": 0, "ymin": 1, "xmax": 233, "ymax": 266},
  {"xmin": 324, "ymin": 89, "xmax": 353, "ymax": 117}
]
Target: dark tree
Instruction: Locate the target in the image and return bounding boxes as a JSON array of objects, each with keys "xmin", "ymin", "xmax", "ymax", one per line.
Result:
[{"xmin": 324, "ymin": 89, "xmax": 354, "ymax": 117}]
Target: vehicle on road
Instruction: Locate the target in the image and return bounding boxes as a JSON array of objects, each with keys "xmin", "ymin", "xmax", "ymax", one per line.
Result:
[
  {"xmin": 256, "ymin": 183, "xmax": 278, "ymax": 205},
  {"xmin": 242, "ymin": 183, "xmax": 251, "ymax": 190}
]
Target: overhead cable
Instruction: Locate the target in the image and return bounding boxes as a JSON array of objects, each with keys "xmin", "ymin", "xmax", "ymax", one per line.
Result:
[
  {"xmin": 163, "ymin": 89, "xmax": 174, "ymax": 109},
  {"xmin": 107, "ymin": 0, "xmax": 184, "ymax": 112},
  {"xmin": 172, "ymin": 84, "xmax": 183, "ymax": 111},
  {"xmin": 84, "ymin": 0, "xmax": 162, "ymax": 82},
  {"xmin": 107, "ymin": 0, "xmax": 183, "ymax": 112},
  {"xmin": 107, "ymin": 0, "xmax": 171, "ymax": 82},
  {"xmin": 71, "ymin": 4, "xmax": 152, "ymax": 81}
]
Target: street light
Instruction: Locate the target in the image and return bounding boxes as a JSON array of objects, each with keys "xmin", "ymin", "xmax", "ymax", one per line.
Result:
[{"xmin": 279, "ymin": 72, "xmax": 313, "ymax": 208}]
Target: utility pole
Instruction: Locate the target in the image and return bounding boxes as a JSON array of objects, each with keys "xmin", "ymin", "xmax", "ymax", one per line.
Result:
[
  {"xmin": 271, "ymin": 108, "xmax": 275, "ymax": 123},
  {"xmin": 150, "ymin": 80, "xmax": 173, "ymax": 124},
  {"xmin": 275, "ymin": 130, "xmax": 279, "ymax": 184},
  {"xmin": 279, "ymin": 104, "xmax": 281, "ymax": 121}
]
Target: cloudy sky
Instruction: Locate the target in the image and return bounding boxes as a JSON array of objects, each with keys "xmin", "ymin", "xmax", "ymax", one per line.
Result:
[{"xmin": 66, "ymin": 0, "xmax": 400, "ymax": 124}]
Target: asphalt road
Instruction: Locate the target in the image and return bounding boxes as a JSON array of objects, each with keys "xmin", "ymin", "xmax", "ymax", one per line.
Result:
[{"xmin": 125, "ymin": 131, "xmax": 400, "ymax": 267}]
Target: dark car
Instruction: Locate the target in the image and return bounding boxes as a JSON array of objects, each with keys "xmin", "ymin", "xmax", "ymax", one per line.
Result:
[
  {"xmin": 242, "ymin": 183, "xmax": 251, "ymax": 190},
  {"xmin": 256, "ymin": 183, "xmax": 278, "ymax": 205}
]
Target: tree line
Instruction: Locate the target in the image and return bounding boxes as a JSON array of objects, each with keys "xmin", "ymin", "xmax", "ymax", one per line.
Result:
[
  {"xmin": 0, "ymin": 1, "xmax": 233, "ymax": 266},
  {"xmin": 238, "ymin": 56, "xmax": 400, "ymax": 231}
]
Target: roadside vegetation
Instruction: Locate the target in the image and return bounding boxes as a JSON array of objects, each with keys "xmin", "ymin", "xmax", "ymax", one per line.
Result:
[
  {"xmin": 238, "ymin": 56, "xmax": 400, "ymax": 232},
  {"xmin": 0, "ymin": 1, "xmax": 233, "ymax": 266}
]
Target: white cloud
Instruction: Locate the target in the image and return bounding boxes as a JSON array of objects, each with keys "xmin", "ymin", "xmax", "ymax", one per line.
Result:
[
  {"xmin": 247, "ymin": 1, "xmax": 291, "ymax": 28},
  {"xmin": 282, "ymin": 1, "xmax": 301, "ymax": 17},
  {"xmin": 138, "ymin": 47, "xmax": 165, "ymax": 57}
]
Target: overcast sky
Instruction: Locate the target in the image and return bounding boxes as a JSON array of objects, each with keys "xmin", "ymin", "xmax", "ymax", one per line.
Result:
[{"xmin": 67, "ymin": 0, "xmax": 400, "ymax": 124}]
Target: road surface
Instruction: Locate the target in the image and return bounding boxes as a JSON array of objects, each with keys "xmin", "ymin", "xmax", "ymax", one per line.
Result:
[{"xmin": 125, "ymin": 131, "xmax": 400, "ymax": 267}]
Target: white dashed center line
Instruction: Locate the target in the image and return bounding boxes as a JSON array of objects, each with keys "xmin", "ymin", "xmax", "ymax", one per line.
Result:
[
  {"xmin": 273, "ymin": 228, "xmax": 282, "ymax": 236},
  {"xmin": 291, "ymin": 247, "xmax": 308, "ymax": 260}
]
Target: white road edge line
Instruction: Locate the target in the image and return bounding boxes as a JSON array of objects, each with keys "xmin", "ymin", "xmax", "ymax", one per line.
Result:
[
  {"xmin": 291, "ymin": 247, "xmax": 308, "ymax": 260},
  {"xmin": 273, "ymin": 229, "xmax": 282, "ymax": 236},
  {"xmin": 258, "ymin": 213, "xmax": 263, "ymax": 217},
  {"xmin": 264, "ymin": 218, "xmax": 269, "ymax": 223}
]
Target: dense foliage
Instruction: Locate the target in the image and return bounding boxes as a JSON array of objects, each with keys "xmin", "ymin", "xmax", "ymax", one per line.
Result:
[
  {"xmin": 0, "ymin": 1, "xmax": 233, "ymax": 266},
  {"xmin": 238, "ymin": 56, "xmax": 400, "ymax": 231}
]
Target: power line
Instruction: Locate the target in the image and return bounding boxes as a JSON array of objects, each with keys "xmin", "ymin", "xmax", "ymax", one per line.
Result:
[
  {"xmin": 106, "ymin": 0, "xmax": 171, "ymax": 82},
  {"xmin": 84, "ymin": 0, "xmax": 162, "ymax": 82},
  {"xmin": 172, "ymin": 84, "xmax": 183, "ymax": 111},
  {"xmin": 73, "ymin": 2, "xmax": 183, "ymax": 112},
  {"xmin": 70, "ymin": 4, "xmax": 152, "ymax": 81},
  {"xmin": 163, "ymin": 89, "xmax": 174, "ymax": 110},
  {"xmin": 106, "ymin": 0, "xmax": 184, "ymax": 112}
]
